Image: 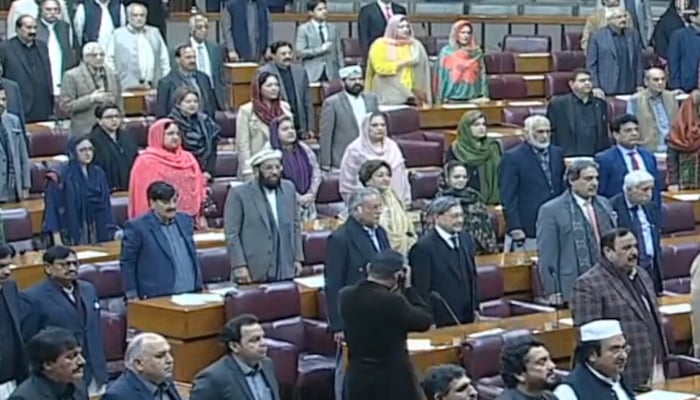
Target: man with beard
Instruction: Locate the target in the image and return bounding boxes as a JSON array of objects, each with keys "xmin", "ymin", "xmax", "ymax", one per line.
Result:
[
  {"xmin": 120, "ymin": 180, "xmax": 202, "ymax": 299},
  {"xmin": 0, "ymin": 244, "xmax": 30, "ymax": 400},
  {"xmin": 23, "ymin": 246, "xmax": 107, "ymax": 397},
  {"xmin": 554, "ymin": 319, "xmax": 635, "ymax": 400},
  {"xmin": 421, "ymin": 364, "xmax": 478, "ymax": 400},
  {"xmin": 320, "ymin": 65, "xmax": 378, "ymax": 172},
  {"xmin": 497, "ymin": 339, "xmax": 558, "ymax": 400},
  {"xmin": 102, "ymin": 333, "xmax": 181, "ymax": 400},
  {"xmin": 8, "ymin": 327, "xmax": 87, "ymax": 400},
  {"xmin": 571, "ymin": 228, "xmax": 668, "ymax": 390},
  {"xmin": 224, "ymin": 148, "xmax": 304, "ymax": 283}
]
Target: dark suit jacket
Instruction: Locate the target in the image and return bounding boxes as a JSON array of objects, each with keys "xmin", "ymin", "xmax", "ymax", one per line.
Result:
[
  {"xmin": 189, "ymin": 355, "xmax": 281, "ymax": 400},
  {"xmin": 0, "ymin": 37, "xmax": 54, "ymax": 122},
  {"xmin": 409, "ymin": 229, "xmax": 478, "ymax": 327},
  {"xmin": 358, "ymin": 2, "xmax": 407, "ymax": 58},
  {"xmin": 103, "ymin": 370, "xmax": 182, "ymax": 400},
  {"xmin": 1, "ymin": 280, "xmax": 30, "ymax": 382},
  {"xmin": 339, "ymin": 281, "xmax": 432, "ymax": 400},
  {"xmin": 498, "ymin": 142, "xmax": 566, "ymax": 238},
  {"xmin": 119, "ymin": 211, "xmax": 202, "ymax": 299},
  {"xmin": 594, "ymin": 145, "xmax": 663, "ymax": 209},
  {"xmin": 546, "ymin": 92, "xmax": 610, "ymax": 157},
  {"xmin": 323, "ymin": 216, "xmax": 390, "ymax": 332},
  {"xmin": 156, "ymin": 69, "xmax": 219, "ymax": 118},
  {"xmin": 0, "ymin": 78, "xmax": 26, "ymax": 128},
  {"xmin": 204, "ymin": 40, "xmax": 228, "ymax": 111},
  {"xmin": 586, "ymin": 27, "xmax": 643, "ymax": 95},
  {"xmin": 8, "ymin": 374, "xmax": 88, "ymax": 400},
  {"xmin": 37, "ymin": 20, "xmax": 76, "ymax": 73},
  {"xmin": 610, "ymin": 193, "xmax": 663, "ymax": 293},
  {"xmin": 23, "ymin": 279, "xmax": 107, "ymax": 386}
]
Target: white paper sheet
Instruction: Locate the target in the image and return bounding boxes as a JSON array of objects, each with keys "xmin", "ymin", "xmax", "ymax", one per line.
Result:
[
  {"xmin": 615, "ymin": 94, "xmax": 633, "ymax": 101},
  {"xmin": 378, "ymin": 105, "xmax": 409, "ymax": 112},
  {"xmin": 75, "ymin": 250, "xmax": 108, "ymax": 260},
  {"xmin": 507, "ymin": 101, "xmax": 544, "ymax": 107},
  {"xmin": 517, "ymin": 52, "xmax": 550, "ymax": 57},
  {"xmin": 671, "ymin": 194, "xmax": 700, "ymax": 201},
  {"xmin": 52, "ymin": 155, "xmax": 69, "ymax": 162},
  {"xmin": 636, "ymin": 390, "xmax": 697, "ymax": 400},
  {"xmin": 193, "ymin": 232, "xmax": 225, "ymax": 242},
  {"xmin": 558, "ymin": 318, "xmax": 574, "ymax": 326},
  {"xmin": 406, "ymin": 339, "xmax": 433, "ymax": 351},
  {"xmin": 521, "ymin": 75, "xmax": 545, "ymax": 80},
  {"xmin": 294, "ymin": 275, "xmax": 325, "ymax": 289},
  {"xmin": 658, "ymin": 303, "xmax": 691, "ymax": 315},
  {"xmin": 170, "ymin": 293, "xmax": 223, "ymax": 306},
  {"xmin": 441, "ymin": 103, "xmax": 478, "ymax": 109},
  {"xmin": 208, "ymin": 286, "xmax": 239, "ymax": 296},
  {"xmin": 467, "ymin": 328, "xmax": 505, "ymax": 338},
  {"xmin": 676, "ymin": 93, "xmax": 690, "ymax": 101},
  {"xmin": 224, "ymin": 62, "xmax": 258, "ymax": 67}
]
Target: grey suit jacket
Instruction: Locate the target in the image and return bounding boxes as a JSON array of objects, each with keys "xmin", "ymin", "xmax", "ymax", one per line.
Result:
[
  {"xmin": 224, "ymin": 179, "xmax": 304, "ymax": 282},
  {"xmin": 627, "ymin": 0, "xmax": 653, "ymax": 45},
  {"xmin": 295, "ymin": 20, "xmax": 344, "ymax": 82},
  {"xmin": 319, "ymin": 91, "xmax": 378, "ymax": 169},
  {"xmin": 257, "ymin": 63, "xmax": 316, "ymax": 133},
  {"xmin": 535, "ymin": 191, "xmax": 617, "ymax": 300},
  {"xmin": 204, "ymin": 40, "xmax": 229, "ymax": 110},
  {"xmin": 189, "ymin": 355, "xmax": 281, "ymax": 400},
  {"xmin": 0, "ymin": 112, "xmax": 30, "ymax": 202},
  {"xmin": 586, "ymin": 27, "xmax": 643, "ymax": 95},
  {"xmin": 60, "ymin": 63, "xmax": 123, "ymax": 136}
]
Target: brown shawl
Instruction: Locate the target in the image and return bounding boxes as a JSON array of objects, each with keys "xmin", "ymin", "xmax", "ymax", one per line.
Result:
[{"xmin": 668, "ymin": 91, "xmax": 700, "ymax": 153}]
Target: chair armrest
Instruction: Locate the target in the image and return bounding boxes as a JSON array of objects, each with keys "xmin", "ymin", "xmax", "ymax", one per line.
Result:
[
  {"xmin": 264, "ymin": 338, "xmax": 300, "ymax": 386},
  {"xmin": 508, "ymin": 300, "xmax": 556, "ymax": 315},
  {"xmin": 665, "ymin": 354, "xmax": 700, "ymax": 378},
  {"xmin": 303, "ymin": 318, "xmax": 336, "ymax": 357},
  {"xmin": 474, "ymin": 383, "xmax": 503, "ymax": 400}
]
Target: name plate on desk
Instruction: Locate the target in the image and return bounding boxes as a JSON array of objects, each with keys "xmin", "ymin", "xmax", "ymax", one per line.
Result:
[{"xmin": 508, "ymin": 100, "xmax": 545, "ymax": 107}]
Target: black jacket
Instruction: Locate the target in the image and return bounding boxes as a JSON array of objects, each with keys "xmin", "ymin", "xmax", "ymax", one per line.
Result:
[
  {"xmin": 546, "ymin": 92, "xmax": 610, "ymax": 157},
  {"xmin": 8, "ymin": 374, "xmax": 88, "ymax": 400},
  {"xmin": 155, "ymin": 69, "xmax": 219, "ymax": 118}
]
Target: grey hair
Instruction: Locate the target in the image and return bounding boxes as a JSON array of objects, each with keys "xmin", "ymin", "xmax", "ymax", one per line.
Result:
[
  {"xmin": 126, "ymin": 3, "xmax": 147, "ymax": 15},
  {"xmin": 565, "ymin": 159, "xmax": 599, "ymax": 182},
  {"xmin": 644, "ymin": 67, "xmax": 665, "ymax": 80},
  {"xmin": 124, "ymin": 332, "xmax": 164, "ymax": 370},
  {"xmin": 81, "ymin": 42, "xmax": 102, "ymax": 58},
  {"xmin": 623, "ymin": 170, "xmax": 655, "ymax": 190},
  {"xmin": 425, "ymin": 196, "xmax": 461, "ymax": 217},
  {"xmin": 523, "ymin": 115, "xmax": 550, "ymax": 136},
  {"xmin": 348, "ymin": 187, "xmax": 381, "ymax": 216},
  {"xmin": 189, "ymin": 14, "xmax": 208, "ymax": 29}
]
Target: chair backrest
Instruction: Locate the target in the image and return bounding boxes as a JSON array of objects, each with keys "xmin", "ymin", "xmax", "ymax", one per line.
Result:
[
  {"xmin": 198, "ymin": 247, "xmax": 231, "ymax": 285},
  {"xmin": 78, "ymin": 261, "xmax": 125, "ymax": 313},
  {"xmin": 214, "ymin": 151, "xmax": 238, "ymax": 178},
  {"xmin": 396, "ymin": 139, "xmax": 444, "ymax": 168},
  {"xmin": 303, "ymin": 230, "xmax": 331, "ymax": 267},
  {"xmin": 564, "ymin": 32, "xmax": 583, "ymax": 51},
  {"xmin": 478, "ymin": 265, "xmax": 510, "ymax": 317},
  {"xmin": 214, "ymin": 111, "xmax": 237, "ymax": 141},
  {"xmin": 502, "ymin": 35, "xmax": 552, "ymax": 53},
  {"xmin": 551, "ymin": 51, "xmax": 585, "ymax": 72},
  {"xmin": 323, "ymin": 80, "xmax": 344, "ymax": 99},
  {"xmin": 661, "ymin": 202, "xmax": 696, "ymax": 236},
  {"xmin": 485, "ymin": 52, "xmax": 516, "ymax": 75},
  {"xmin": 2, "ymin": 208, "xmax": 35, "ymax": 252},
  {"xmin": 28, "ymin": 127, "xmax": 70, "ymax": 157},
  {"xmin": 316, "ymin": 174, "xmax": 345, "ymax": 217},
  {"xmin": 122, "ymin": 117, "xmax": 150, "ymax": 148},
  {"xmin": 545, "ymin": 72, "xmax": 573, "ymax": 97},
  {"xmin": 111, "ymin": 196, "xmax": 129, "ymax": 228},
  {"xmin": 385, "ymin": 108, "xmax": 422, "ymax": 136},
  {"xmin": 462, "ymin": 329, "xmax": 534, "ymax": 379}
]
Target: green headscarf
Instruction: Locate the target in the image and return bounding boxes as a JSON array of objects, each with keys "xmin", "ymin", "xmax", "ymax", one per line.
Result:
[{"xmin": 451, "ymin": 111, "xmax": 502, "ymax": 204}]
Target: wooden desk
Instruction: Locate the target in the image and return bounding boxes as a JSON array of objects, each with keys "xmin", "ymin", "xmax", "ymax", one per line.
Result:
[
  {"xmin": 122, "ymin": 90, "xmax": 153, "ymax": 116},
  {"xmin": 655, "ymin": 376, "xmax": 700, "ymax": 397},
  {"xmin": 663, "ymin": 191, "xmax": 700, "ymax": 223},
  {"xmin": 515, "ymin": 54, "xmax": 552, "ymax": 74},
  {"xmin": 418, "ymin": 100, "xmax": 546, "ymax": 129}
]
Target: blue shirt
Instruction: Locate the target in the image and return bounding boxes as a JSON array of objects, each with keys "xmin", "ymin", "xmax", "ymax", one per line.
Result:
[
  {"xmin": 157, "ymin": 216, "xmax": 197, "ymax": 294},
  {"xmin": 233, "ymin": 356, "xmax": 273, "ymax": 400},
  {"xmin": 626, "ymin": 95, "xmax": 670, "ymax": 150},
  {"xmin": 133, "ymin": 373, "xmax": 175, "ymax": 400},
  {"xmin": 616, "ymin": 145, "xmax": 648, "ymax": 173}
]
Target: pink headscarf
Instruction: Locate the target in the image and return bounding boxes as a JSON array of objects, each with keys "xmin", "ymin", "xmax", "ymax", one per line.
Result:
[
  {"xmin": 128, "ymin": 118, "xmax": 207, "ymax": 219},
  {"xmin": 339, "ymin": 112, "xmax": 412, "ymax": 204},
  {"xmin": 383, "ymin": 15, "xmax": 414, "ymax": 45}
]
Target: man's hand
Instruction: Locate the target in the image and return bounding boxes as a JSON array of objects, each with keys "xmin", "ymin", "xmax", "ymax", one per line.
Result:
[
  {"xmin": 294, "ymin": 261, "xmax": 303, "ymax": 277},
  {"xmin": 233, "ymin": 266, "xmax": 252, "ymax": 284},
  {"xmin": 299, "ymin": 193, "xmax": 315, "ymax": 206},
  {"xmin": 509, "ymin": 229, "xmax": 526, "ymax": 241},
  {"xmin": 321, "ymin": 42, "xmax": 333, "ymax": 53},
  {"xmin": 90, "ymin": 89, "xmax": 108, "ymax": 103},
  {"xmin": 547, "ymin": 293, "xmax": 564, "ymax": 307},
  {"xmin": 228, "ymin": 51, "xmax": 240, "ymax": 62},
  {"xmin": 592, "ymin": 88, "xmax": 606, "ymax": 99},
  {"xmin": 672, "ymin": 89, "xmax": 685, "ymax": 96},
  {"xmin": 333, "ymin": 331, "xmax": 345, "ymax": 344}
]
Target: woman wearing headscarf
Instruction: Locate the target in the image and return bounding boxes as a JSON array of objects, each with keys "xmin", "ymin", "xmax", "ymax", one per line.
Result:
[
  {"xmin": 365, "ymin": 15, "xmax": 432, "ymax": 106},
  {"xmin": 128, "ymin": 119, "xmax": 208, "ymax": 225},
  {"xmin": 43, "ymin": 136, "xmax": 118, "ymax": 245},
  {"xmin": 447, "ymin": 111, "xmax": 502, "ymax": 205},
  {"xmin": 269, "ymin": 115, "xmax": 322, "ymax": 222},
  {"xmin": 434, "ymin": 20, "xmax": 489, "ymax": 104},
  {"xmin": 236, "ymin": 71, "xmax": 291, "ymax": 178},
  {"xmin": 169, "ymin": 86, "xmax": 221, "ymax": 181},
  {"xmin": 339, "ymin": 112, "xmax": 412, "ymax": 206},
  {"xmin": 88, "ymin": 103, "xmax": 139, "ymax": 191},
  {"xmin": 667, "ymin": 90, "xmax": 700, "ymax": 190}
]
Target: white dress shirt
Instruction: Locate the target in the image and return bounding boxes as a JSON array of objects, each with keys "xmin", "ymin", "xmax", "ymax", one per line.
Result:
[
  {"xmin": 553, "ymin": 365, "xmax": 632, "ymax": 400},
  {"xmin": 263, "ymin": 187, "xmax": 279, "ymax": 224},
  {"xmin": 572, "ymin": 192, "xmax": 598, "ymax": 228},
  {"xmin": 44, "ymin": 21, "xmax": 63, "ymax": 95},
  {"xmin": 344, "ymin": 91, "xmax": 367, "ymax": 134},
  {"xmin": 435, "ymin": 225, "xmax": 459, "ymax": 249},
  {"xmin": 7, "ymin": 0, "xmax": 70, "ymax": 38},
  {"xmin": 191, "ymin": 37, "xmax": 212, "ymax": 82},
  {"xmin": 135, "ymin": 29, "xmax": 156, "ymax": 84},
  {"xmin": 73, "ymin": 1, "xmax": 126, "ymax": 47},
  {"xmin": 625, "ymin": 196, "xmax": 654, "ymax": 257},
  {"xmin": 310, "ymin": 19, "xmax": 327, "ymax": 42}
]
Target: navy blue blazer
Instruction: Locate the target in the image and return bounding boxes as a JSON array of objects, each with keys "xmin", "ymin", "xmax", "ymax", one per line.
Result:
[
  {"xmin": 103, "ymin": 370, "xmax": 182, "ymax": 400},
  {"xmin": 610, "ymin": 193, "xmax": 663, "ymax": 293},
  {"xmin": 1, "ymin": 280, "xmax": 30, "ymax": 382},
  {"xmin": 119, "ymin": 211, "xmax": 202, "ymax": 299},
  {"xmin": 498, "ymin": 142, "xmax": 566, "ymax": 238},
  {"xmin": 23, "ymin": 279, "xmax": 107, "ymax": 386},
  {"xmin": 668, "ymin": 27, "xmax": 700, "ymax": 91},
  {"xmin": 594, "ymin": 146, "xmax": 663, "ymax": 207}
]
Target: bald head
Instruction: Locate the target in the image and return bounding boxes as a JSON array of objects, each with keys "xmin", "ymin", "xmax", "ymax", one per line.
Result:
[{"xmin": 125, "ymin": 333, "xmax": 174, "ymax": 384}]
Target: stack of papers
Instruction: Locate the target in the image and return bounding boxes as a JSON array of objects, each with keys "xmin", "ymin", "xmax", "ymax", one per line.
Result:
[
  {"xmin": 467, "ymin": 328, "xmax": 505, "ymax": 338},
  {"xmin": 637, "ymin": 390, "xmax": 697, "ymax": 400},
  {"xmin": 671, "ymin": 194, "xmax": 700, "ymax": 202},
  {"xmin": 658, "ymin": 303, "xmax": 691, "ymax": 315},
  {"xmin": 171, "ymin": 293, "xmax": 223, "ymax": 306},
  {"xmin": 294, "ymin": 275, "xmax": 325, "ymax": 289},
  {"xmin": 75, "ymin": 250, "xmax": 108, "ymax": 260},
  {"xmin": 378, "ymin": 105, "xmax": 409, "ymax": 112},
  {"xmin": 208, "ymin": 286, "xmax": 239, "ymax": 296},
  {"xmin": 193, "ymin": 232, "xmax": 225, "ymax": 243},
  {"xmin": 406, "ymin": 339, "xmax": 433, "ymax": 351}
]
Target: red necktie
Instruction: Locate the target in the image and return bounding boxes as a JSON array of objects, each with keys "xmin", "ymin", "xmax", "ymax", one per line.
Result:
[{"xmin": 628, "ymin": 151, "xmax": 640, "ymax": 170}]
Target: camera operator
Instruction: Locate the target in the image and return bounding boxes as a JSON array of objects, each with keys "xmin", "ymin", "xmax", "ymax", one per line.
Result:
[{"xmin": 338, "ymin": 249, "xmax": 433, "ymax": 400}]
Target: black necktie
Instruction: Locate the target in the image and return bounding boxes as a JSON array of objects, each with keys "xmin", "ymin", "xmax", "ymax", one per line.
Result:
[
  {"xmin": 318, "ymin": 24, "xmax": 326, "ymax": 43},
  {"xmin": 450, "ymin": 235, "xmax": 459, "ymax": 250}
]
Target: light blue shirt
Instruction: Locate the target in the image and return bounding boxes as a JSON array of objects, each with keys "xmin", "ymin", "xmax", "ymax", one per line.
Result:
[
  {"xmin": 626, "ymin": 96, "xmax": 670, "ymax": 150},
  {"xmin": 233, "ymin": 356, "xmax": 273, "ymax": 400},
  {"xmin": 616, "ymin": 145, "xmax": 647, "ymax": 173},
  {"xmin": 625, "ymin": 195, "xmax": 654, "ymax": 257}
]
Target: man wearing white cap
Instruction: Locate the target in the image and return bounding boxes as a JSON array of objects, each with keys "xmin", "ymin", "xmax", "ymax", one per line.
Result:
[
  {"xmin": 319, "ymin": 65, "xmax": 378, "ymax": 172},
  {"xmin": 554, "ymin": 319, "xmax": 635, "ymax": 400},
  {"xmin": 223, "ymin": 148, "xmax": 304, "ymax": 283}
]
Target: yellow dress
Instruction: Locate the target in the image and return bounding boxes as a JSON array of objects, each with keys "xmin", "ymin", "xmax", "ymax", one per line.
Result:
[{"xmin": 367, "ymin": 39, "xmax": 415, "ymax": 92}]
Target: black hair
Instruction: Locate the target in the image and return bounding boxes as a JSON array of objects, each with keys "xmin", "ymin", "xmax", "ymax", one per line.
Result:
[
  {"xmin": 256, "ymin": 71, "xmax": 279, "ymax": 89},
  {"xmin": 500, "ymin": 339, "xmax": 546, "ymax": 389},
  {"xmin": 569, "ymin": 68, "xmax": 592, "ymax": 82},
  {"xmin": 94, "ymin": 102, "xmax": 121, "ymax": 119},
  {"xmin": 27, "ymin": 326, "xmax": 80, "ymax": 372},
  {"xmin": 573, "ymin": 341, "xmax": 602, "ymax": 366},
  {"xmin": 269, "ymin": 41, "xmax": 294, "ymax": 55},
  {"xmin": 610, "ymin": 114, "xmax": 639, "ymax": 133},
  {"xmin": 0, "ymin": 244, "xmax": 16, "ymax": 260},
  {"xmin": 358, "ymin": 160, "xmax": 392, "ymax": 186},
  {"xmin": 15, "ymin": 14, "xmax": 34, "ymax": 30},
  {"xmin": 174, "ymin": 43, "xmax": 193, "ymax": 58},
  {"xmin": 221, "ymin": 314, "xmax": 259, "ymax": 344},
  {"xmin": 600, "ymin": 227, "xmax": 634, "ymax": 257},
  {"xmin": 42, "ymin": 245, "xmax": 76, "ymax": 265},
  {"xmin": 306, "ymin": 0, "xmax": 326, "ymax": 11},
  {"xmin": 422, "ymin": 364, "xmax": 468, "ymax": 399},
  {"xmin": 147, "ymin": 181, "xmax": 177, "ymax": 202}
]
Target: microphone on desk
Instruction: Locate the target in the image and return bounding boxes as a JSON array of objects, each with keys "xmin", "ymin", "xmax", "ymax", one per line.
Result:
[
  {"xmin": 429, "ymin": 291, "xmax": 467, "ymax": 341},
  {"xmin": 547, "ymin": 266, "xmax": 562, "ymax": 329}
]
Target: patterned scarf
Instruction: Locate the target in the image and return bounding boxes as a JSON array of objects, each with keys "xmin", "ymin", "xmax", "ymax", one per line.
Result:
[
  {"xmin": 268, "ymin": 116, "xmax": 313, "ymax": 194},
  {"xmin": 566, "ymin": 192, "xmax": 616, "ymax": 276},
  {"xmin": 438, "ymin": 185, "xmax": 497, "ymax": 254},
  {"xmin": 251, "ymin": 74, "xmax": 284, "ymax": 125}
]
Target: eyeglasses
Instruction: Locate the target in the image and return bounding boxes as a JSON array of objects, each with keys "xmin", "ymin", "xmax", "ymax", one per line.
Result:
[{"xmin": 608, "ymin": 345, "xmax": 631, "ymax": 354}]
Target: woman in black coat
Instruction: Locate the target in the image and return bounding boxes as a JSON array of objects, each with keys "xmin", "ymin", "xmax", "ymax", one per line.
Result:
[{"xmin": 653, "ymin": 0, "xmax": 693, "ymax": 60}]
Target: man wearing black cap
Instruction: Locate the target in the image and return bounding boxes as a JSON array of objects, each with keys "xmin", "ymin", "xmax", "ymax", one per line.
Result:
[{"xmin": 339, "ymin": 249, "xmax": 433, "ymax": 400}]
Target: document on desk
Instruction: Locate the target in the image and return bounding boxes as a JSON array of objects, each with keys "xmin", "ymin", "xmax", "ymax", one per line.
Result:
[
  {"xmin": 294, "ymin": 275, "xmax": 325, "ymax": 289},
  {"xmin": 658, "ymin": 303, "xmax": 691, "ymax": 315},
  {"xmin": 670, "ymin": 194, "xmax": 700, "ymax": 201},
  {"xmin": 193, "ymin": 232, "xmax": 225, "ymax": 242},
  {"xmin": 507, "ymin": 100, "xmax": 544, "ymax": 107},
  {"xmin": 467, "ymin": 328, "xmax": 505, "ymax": 338},
  {"xmin": 441, "ymin": 103, "xmax": 478, "ymax": 109},
  {"xmin": 171, "ymin": 293, "xmax": 223, "ymax": 306},
  {"xmin": 75, "ymin": 250, "xmax": 109, "ymax": 260},
  {"xmin": 637, "ymin": 390, "xmax": 697, "ymax": 400},
  {"xmin": 406, "ymin": 339, "xmax": 433, "ymax": 351},
  {"xmin": 558, "ymin": 318, "xmax": 574, "ymax": 326}
]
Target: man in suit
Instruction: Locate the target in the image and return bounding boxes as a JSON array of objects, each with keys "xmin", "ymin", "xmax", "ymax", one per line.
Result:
[
  {"xmin": 409, "ymin": 196, "xmax": 479, "ymax": 327},
  {"xmin": 571, "ymin": 228, "xmax": 668, "ymax": 389},
  {"xmin": 580, "ymin": 0, "xmax": 633, "ymax": 50},
  {"xmin": 221, "ymin": 0, "xmax": 272, "ymax": 62},
  {"xmin": 0, "ymin": 15, "xmax": 54, "ymax": 123},
  {"xmin": 0, "ymin": 83, "xmax": 30, "ymax": 204},
  {"xmin": 0, "ymin": 244, "xmax": 30, "ymax": 400},
  {"xmin": 123, "ymin": 0, "xmax": 167, "ymax": 39},
  {"xmin": 499, "ymin": 115, "xmax": 566, "ymax": 252},
  {"xmin": 73, "ymin": 0, "xmax": 126, "ymax": 48},
  {"xmin": 189, "ymin": 314, "xmax": 281, "ymax": 400},
  {"xmin": 38, "ymin": 0, "xmax": 75, "ymax": 98},
  {"xmin": 625, "ymin": 67, "xmax": 679, "ymax": 151},
  {"xmin": 8, "ymin": 326, "xmax": 88, "ymax": 400},
  {"xmin": 421, "ymin": 365, "xmax": 478, "ymax": 400},
  {"xmin": 546, "ymin": 68, "xmax": 610, "ymax": 157},
  {"xmin": 498, "ymin": 339, "xmax": 558, "ymax": 400},
  {"xmin": 340, "ymin": 249, "xmax": 433, "ymax": 400},
  {"xmin": 586, "ymin": 6, "xmax": 644, "ymax": 96},
  {"xmin": 258, "ymin": 41, "xmax": 316, "ymax": 138},
  {"xmin": 627, "ymin": 0, "xmax": 654, "ymax": 46},
  {"xmin": 324, "ymin": 186, "xmax": 390, "ymax": 400},
  {"xmin": 595, "ymin": 114, "xmax": 663, "ymax": 204},
  {"xmin": 536, "ymin": 159, "xmax": 617, "ymax": 306},
  {"xmin": 611, "ymin": 170, "xmax": 663, "ymax": 293},
  {"xmin": 296, "ymin": 0, "xmax": 343, "ymax": 82},
  {"xmin": 358, "ymin": 0, "xmax": 407, "ymax": 59},
  {"xmin": 102, "ymin": 333, "xmax": 181, "ymax": 400},
  {"xmin": 120, "ymin": 181, "xmax": 202, "ymax": 300},
  {"xmin": 156, "ymin": 43, "xmax": 219, "ymax": 118},
  {"xmin": 189, "ymin": 14, "xmax": 228, "ymax": 111},
  {"xmin": 0, "ymin": 67, "xmax": 26, "ymax": 129},
  {"xmin": 319, "ymin": 65, "xmax": 379, "ymax": 172},
  {"xmin": 224, "ymin": 148, "xmax": 304, "ymax": 283},
  {"xmin": 60, "ymin": 42, "xmax": 123, "ymax": 136},
  {"xmin": 668, "ymin": 5, "xmax": 700, "ymax": 91},
  {"xmin": 23, "ymin": 246, "xmax": 107, "ymax": 397}
]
